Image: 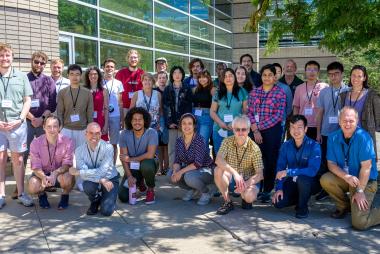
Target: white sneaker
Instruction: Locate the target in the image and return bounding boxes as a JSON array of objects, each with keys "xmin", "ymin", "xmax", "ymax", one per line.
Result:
[
  {"xmin": 182, "ymin": 190, "xmax": 200, "ymax": 201},
  {"xmin": 0, "ymin": 196, "xmax": 6, "ymax": 209},
  {"xmin": 197, "ymin": 193, "xmax": 211, "ymax": 205},
  {"xmin": 18, "ymin": 193, "xmax": 34, "ymax": 207}
]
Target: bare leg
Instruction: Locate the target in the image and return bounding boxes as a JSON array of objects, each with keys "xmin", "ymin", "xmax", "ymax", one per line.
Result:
[
  {"xmin": 0, "ymin": 151, "xmax": 8, "ymax": 197},
  {"xmin": 11, "ymin": 152, "xmax": 25, "ymax": 195}
]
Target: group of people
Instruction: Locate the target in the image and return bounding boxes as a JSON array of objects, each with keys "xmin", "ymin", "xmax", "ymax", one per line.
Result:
[{"xmin": 0, "ymin": 42, "xmax": 379, "ymax": 231}]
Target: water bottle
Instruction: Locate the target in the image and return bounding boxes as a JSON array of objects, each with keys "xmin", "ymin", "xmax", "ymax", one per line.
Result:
[{"xmin": 129, "ymin": 184, "xmax": 137, "ymax": 205}]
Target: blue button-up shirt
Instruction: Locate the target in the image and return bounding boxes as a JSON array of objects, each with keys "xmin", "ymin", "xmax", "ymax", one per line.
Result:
[
  {"xmin": 275, "ymin": 136, "xmax": 321, "ymax": 190},
  {"xmin": 327, "ymin": 128, "xmax": 378, "ymax": 180}
]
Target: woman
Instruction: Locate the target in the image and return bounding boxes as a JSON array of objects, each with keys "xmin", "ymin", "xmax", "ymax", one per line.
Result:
[
  {"xmin": 84, "ymin": 66, "xmax": 109, "ymax": 141},
  {"xmin": 163, "ymin": 66, "xmax": 193, "ymax": 171},
  {"xmin": 248, "ymin": 64, "xmax": 286, "ymax": 203},
  {"xmin": 192, "ymin": 70, "xmax": 216, "ymax": 144},
  {"xmin": 235, "ymin": 65, "xmax": 253, "ymax": 93},
  {"xmin": 171, "ymin": 113, "xmax": 214, "ymax": 205},
  {"xmin": 130, "ymin": 72, "xmax": 161, "ymax": 129},
  {"xmin": 340, "ymin": 65, "xmax": 380, "ymax": 156},
  {"xmin": 210, "ymin": 68, "xmax": 248, "ymax": 154}
]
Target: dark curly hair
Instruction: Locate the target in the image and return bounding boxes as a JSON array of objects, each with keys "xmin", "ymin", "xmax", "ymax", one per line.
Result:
[
  {"xmin": 124, "ymin": 107, "xmax": 151, "ymax": 130},
  {"xmin": 84, "ymin": 66, "xmax": 103, "ymax": 91}
]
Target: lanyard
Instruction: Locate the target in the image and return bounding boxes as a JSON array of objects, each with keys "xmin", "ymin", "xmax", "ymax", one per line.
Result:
[
  {"xmin": 86, "ymin": 145, "xmax": 101, "ymax": 168},
  {"xmin": 46, "ymin": 139, "xmax": 58, "ymax": 170},
  {"xmin": 106, "ymin": 78, "xmax": 115, "ymax": 99},
  {"xmin": 341, "ymin": 140, "xmax": 352, "ymax": 164},
  {"xmin": 0, "ymin": 67, "xmax": 13, "ymax": 98},
  {"xmin": 305, "ymin": 81, "xmax": 316, "ymax": 103},
  {"xmin": 70, "ymin": 86, "xmax": 81, "ymax": 110},
  {"xmin": 142, "ymin": 90, "xmax": 152, "ymax": 112},
  {"xmin": 349, "ymin": 88, "xmax": 363, "ymax": 107},
  {"xmin": 56, "ymin": 77, "xmax": 63, "ymax": 92},
  {"xmin": 226, "ymin": 93, "xmax": 233, "ymax": 110},
  {"xmin": 133, "ymin": 130, "xmax": 145, "ymax": 156},
  {"xmin": 331, "ymin": 87, "xmax": 341, "ymax": 112},
  {"xmin": 235, "ymin": 142, "xmax": 248, "ymax": 168}
]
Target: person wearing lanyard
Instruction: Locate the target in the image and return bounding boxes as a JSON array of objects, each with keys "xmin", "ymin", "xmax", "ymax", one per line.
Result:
[
  {"xmin": 214, "ymin": 115, "xmax": 264, "ymax": 215},
  {"xmin": 118, "ymin": 107, "xmax": 159, "ymax": 204},
  {"xmin": 69, "ymin": 122, "xmax": 119, "ymax": 216},
  {"xmin": 50, "ymin": 58, "xmax": 70, "ymax": 96},
  {"xmin": 248, "ymin": 64, "xmax": 286, "ymax": 203},
  {"xmin": 210, "ymin": 68, "xmax": 248, "ymax": 155},
  {"xmin": 28, "ymin": 115, "xmax": 75, "ymax": 209},
  {"xmin": 320, "ymin": 107, "xmax": 380, "ymax": 230},
  {"xmin": 0, "ymin": 43, "xmax": 33, "ymax": 208},
  {"xmin": 272, "ymin": 115, "xmax": 321, "ymax": 219},
  {"xmin": 293, "ymin": 60, "xmax": 328, "ymax": 140}
]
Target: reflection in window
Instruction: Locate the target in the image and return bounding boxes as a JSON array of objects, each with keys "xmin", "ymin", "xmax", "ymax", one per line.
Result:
[
  {"xmin": 75, "ymin": 38, "xmax": 97, "ymax": 67},
  {"xmin": 215, "ymin": 45, "xmax": 232, "ymax": 62},
  {"xmin": 58, "ymin": 0, "xmax": 97, "ymax": 37},
  {"xmin": 78, "ymin": 0, "xmax": 97, "ymax": 5},
  {"xmin": 154, "ymin": 52, "xmax": 189, "ymax": 73},
  {"xmin": 215, "ymin": 11, "xmax": 232, "ymax": 31},
  {"xmin": 190, "ymin": 0, "xmax": 214, "ymax": 23},
  {"xmin": 215, "ymin": 27, "xmax": 232, "ymax": 46},
  {"xmin": 215, "ymin": 0, "xmax": 232, "ymax": 16},
  {"xmin": 59, "ymin": 41, "xmax": 70, "ymax": 66},
  {"xmin": 199, "ymin": 59, "xmax": 214, "ymax": 76},
  {"xmin": 190, "ymin": 39, "xmax": 214, "ymax": 59},
  {"xmin": 159, "ymin": 0, "xmax": 188, "ymax": 12},
  {"xmin": 190, "ymin": 17, "xmax": 214, "ymax": 41},
  {"xmin": 155, "ymin": 3, "xmax": 188, "ymax": 33},
  {"xmin": 100, "ymin": 0, "xmax": 153, "ymax": 22},
  {"xmin": 155, "ymin": 28, "xmax": 188, "ymax": 54},
  {"xmin": 100, "ymin": 12, "xmax": 153, "ymax": 47}
]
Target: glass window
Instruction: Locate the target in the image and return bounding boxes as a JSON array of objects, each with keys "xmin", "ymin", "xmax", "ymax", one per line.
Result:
[
  {"xmin": 100, "ymin": 12, "xmax": 153, "ymax": 47},
  {"xmin": 215, "ymin": 11, "xmax": 231, "ymax": 31},
  {"xmin": 215, "ymin": 0, "xmax": 232, "ymax": 16},
  {"xmin": 190, "ymin": 17, "xmax": 214, "ymax": 41},
  {"xmin": 190, "ymin": 0, "xmax": 214, "ymax": 23},
  {"xmin": 199, "ymin": 59, "xmax": 215, "ymax": 76},
  {"xmin": 154, "ymin": 52, "xmax": 189, "ymax": 74},
  {"xmin": 58, "ymin": 0, "xmax": 97, "ymax": 37},
  {"xmin": 155, "ymin": 28, "xmax": 188, "ymax": 54},
  {"xmin": 190, "ymin": 39, "xmax": 214, "ymax": 59},
  {"xmin": 59, "ymin": 41, "xmax": 70, "ymax": 66},
  {"xmin": 75, "ymin": 38, "xmax": 97, "ymax": 67},
  {"xmin": 215, "ymin": 45, "xmax": 231, "ymax": 62},
  {"xmin": 155, "ymin": 3, "xmax": 188, "ymax": 33},
  {"xmin": 99, "ymin": 0, "xmax": 153, "ymax": 22},
  {"xmin": 215, "ymin": 27, "xmax": 232, "ymax": 47},
  {"xmin": 100, "ymin": 42, "xmax": 153, "ymax": 72},
  {"xmin": 159, "ymin": 0, "xmax": 188, "ymax": 12},
  {"xmin": 79, "ymin": 0, "xmax": 97, "ymax": 5}
]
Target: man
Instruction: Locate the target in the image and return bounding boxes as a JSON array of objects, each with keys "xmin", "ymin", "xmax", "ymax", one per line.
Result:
[
  {"xmin": 0, "ymin": 43, "xmax": 33, "ymax": 208},
  {"xmin": 28, "ymin": 115, "xmax": 75, "ymax": 209},
  {"xmin": 115, "ymin": 49, "xmax": 144, "ymax": 119},
  {"xmin": 24, "ymin": 51, "xmax": 57, "ymax": 166},
  {"xmin": 240, "ymin": 53, "xmax": 262, "ymax": 87},
  {"xmin": 50, "ymin": 58, "xmax": 70, "ymax": 95},
  {"xmin": 103, "ymin": 58, "xmax": 124, "ymax": 165},
  {"xmin": 118, "ymin": 107, "xmax": 158, "ymax": 204},
  {"xmin": 69, "ymin": 122, "xmax": 119, "ymax": 216},
  {"xmin": 155, "ymin": 57, "xmax": 168, "ymax": 73},
  {"xmin": 213, "ymin": 62, "xmax": 227, "ymax": 87},
  {"xmin": 320, "ymin": 107, "xmax": 380, "ymax": 230},
  {"xmin": 272, "ymin": 115, "xmax": 321, "ymax": 218},
  {"xmin": 279, "ymin": 59, "xmax": 304, "ymax": 96},
  {"xmin": 214, "ymin": 115, "xmax": 264, "ymax": 215},
  {"xmin": 183, "ymin": 58, "xmax": 204, "ymax": 89}
]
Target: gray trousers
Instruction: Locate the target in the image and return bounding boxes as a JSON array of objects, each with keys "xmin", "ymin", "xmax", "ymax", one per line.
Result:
[{"xmin": 172, "ymin": 168, "xmax": 214, "ymax": 193}]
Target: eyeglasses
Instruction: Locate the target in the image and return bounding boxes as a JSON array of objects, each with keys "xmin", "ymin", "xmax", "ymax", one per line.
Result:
[
  {"xmin": 328, "ymin": 72, "xmax": 341, "ymax": 77},
  {"xmin": 33, "ymin": 60, "xmax": 46, "ymax": 66},
  {"xmin": 234, "ymin": 128, "xmax": 248, "ymax": 132}
]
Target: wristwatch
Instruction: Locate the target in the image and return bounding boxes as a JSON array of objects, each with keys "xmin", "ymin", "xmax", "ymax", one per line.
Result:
[
  {"xmin": 18, "ymin": 117, "xmax": 24, "ymax": 123},
  {"xmin": 356, "ymin": 187, "xmax": 364, "ymax": 193}
]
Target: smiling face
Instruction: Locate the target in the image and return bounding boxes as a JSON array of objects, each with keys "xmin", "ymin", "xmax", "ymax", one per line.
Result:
[
  {"xmin": 86, "ymin": 123, "xmax": 102, "ymax": 147},
  {"xmin": 172, "ymin": 69, "xmax": 183, "ymax": 83},
  {"xmin": 180, "ymin": 116, "xmax": 195, "ymax": 136},
  {"xmin": 261, "ymin": 69, "xmax": 276, "ymax": 86},
  {"xmin": 305, "ymin": 64, "xmax": 319, "ymax": 81},
  {"xmin": 232, "ymin": 119, "xmax": 249, "ymax": 144},
  {"xmin": 104, "ymin": 61, "xmax": 115, "ymax": 76},
  {"xmin": 223, "ymin": 70, "xmax": 235, "ymax": 87},
  {"xmin": 241, "ymin": 56, "xmax": 253, "ymax": 72},
  {"xmin": 235, "ymin": 67, "xmax": 246, "ymax": 85},
  {"xmin": 284, "ymin": 60, "xmax": 296, "ymax": 77},
  {"xmin": 0, "ymin": 48, "xmax": 13, "ymax": 70},
  {"xmin": 191, "ymin": 61, "xmax": 202, "ymax": 76},
  {"xmin": 289, "ymin": 120, "xmax": 307, "ymax": 143},
  {"xmin": 142, "ymin": 75, "xmax": 153, "ymax": 92},
  {"xmin": 339, "ymin": 108, "xmax": 358, "ymax": 138},
  {"xmin": 43, "ymin": 117, "xmax": 60, "ymax": 139},
  {"xmin": 88, "ymin": 69, "xmax": 99, "ymax": 85},
  {"xmin": 350, "ymin": 69, "xmax": 366, "ymax": 89},
  {"xmin": 128, "ymin": 52, "xmax": 139, "ymax": 68},
  {"xmin": 328, "ymin": 69, "xmax": 343, "ymax": 87},
  {"xmin": 32, "ymin": 57, "xmax": 46, "ymax": 74},
  {"xmin": 131, "ymin": 113, "xmax": 145, "ymax": 132},
  {"xmin": 155, "ymin": 60, "xmax": 167, "ymax": 72},
  {"xmin": 51, "ymin": 62, "xmax": 64, "ymax": 79},
  {"xmin": 157, "ymin": 73, "xmax": 168, "ymax": 88}
]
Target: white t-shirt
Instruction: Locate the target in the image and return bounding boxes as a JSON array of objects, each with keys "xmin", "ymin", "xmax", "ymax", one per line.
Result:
[
  {"xmin": 54, "ymin": 76, "xmax": 70, "ymax": 96},
  {"xmin": 104, "ymin": 78, "xmax": 124, "ymax": 117}
]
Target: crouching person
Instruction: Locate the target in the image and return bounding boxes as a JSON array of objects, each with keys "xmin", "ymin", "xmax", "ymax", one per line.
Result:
[
  {"xmin": 69, "ymin": 122, "xmax": 119, "ymax": 216},
  {"xmin": 272, "ymin": 115, "xmax": 321, "ymax": 218},
  {"xmin": 28, "ymin": 115, "xmax": 75, "ymax": 209},
  {"xmin": 214, "ymin": 115, "xmax": 264, "ymax": 215}
]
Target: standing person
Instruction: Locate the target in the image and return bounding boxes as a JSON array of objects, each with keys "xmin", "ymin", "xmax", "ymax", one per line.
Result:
[
  {"xmin": 210, "ymin": 68, "xmax": 248, "ymax": 154},
  {"xmin": 170, "ymin": 113, "xmax": 214, "ymax": 205},
  {"xmin": 118, "ymin": 107, "xmax": 159, "ymax": 204},
  {"xmin": 340, "ymin": 65, "xmax": 380, "ymax": 157},
  {"xmin": 24, "ymin": 51, "xmax": 57, "ymax": 167},
  {"xmin": 115, "ymin": 49, "xmax": 144, "ymax": 120},
  {"xmin": 0, "ymin": 43, "xmax": 33, "ymax": 208},
  {"xmin": 213, "ymin": 62, "xmax": 227, "ymax": 88},
  {"xmin": 320, "ymin": 107, "xmax": 380, "ymax": 230},
  {"xmin": 279, "ymin": 59, "xmax": 304, "ymax": 96},
  {"xmin": 103, "ymin": 58, "xmax": 124, "ymax": 165},
  {"xmin": 163, "ymin": 66, "xmax": 193, "ymax": 170},
  {"xmin": 192, "ymin": 70, "xmax": 215, "ymax": 144},
  {"xmin": 240, "ymin": 53, "xmax": 262, "ymax": 87},
  {"xmin": 293, "ymin": 60, "xmax": 328, "ymax": 140},
  {"xmin": 183, "ymin": 58, "xmax": 204, "ymax": 89},
  {"xmin": 84, "ymin": 66, "xmax": 109, "ymax": 141},
  {"xmin": 69, "ymin": 122, "xmax": 119, "ymax": 216},
  {"xmin": 248, "ymin": 64, "xmax": 286, "ymax": 203},
  {"xmin": 235, "ymin": 65, "xmax": 253, "ymax": 93},
  {"xmin": 50, "ymin": 58, "xmax": 70, "ymax": 95}
]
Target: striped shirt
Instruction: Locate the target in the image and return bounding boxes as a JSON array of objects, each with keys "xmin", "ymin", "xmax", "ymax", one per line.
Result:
[
  {"xmin": 75, "ymin": 140, "xmax": 118, "ymax": 183},
  {"xmin": 248, "ymin": 85, "xmax": 286, "ymax": 130}
]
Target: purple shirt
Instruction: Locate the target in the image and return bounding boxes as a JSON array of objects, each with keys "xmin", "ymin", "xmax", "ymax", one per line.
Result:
[
  {"xmin": 30, "ymin": 134, "xmax": 74, "ymax": 174},
  {"xmin": 174, "ymin": 133, "xmax": 214, "ymax": 169},
  {"xmin": 27, "ymin": 72, "xmax": 57, "ymax": 117}
]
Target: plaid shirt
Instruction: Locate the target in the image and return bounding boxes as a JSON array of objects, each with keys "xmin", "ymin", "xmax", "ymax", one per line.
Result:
[
  {"xmin": 248, "ymin": 85, "xmax": 286, "ymax": 130},
  {"xmin": 218, "ymin": 136, "xmax": 263, "ymax": 180}
]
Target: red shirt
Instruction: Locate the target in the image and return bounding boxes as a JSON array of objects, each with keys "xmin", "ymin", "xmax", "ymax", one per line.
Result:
[{"xmin": 115, "ymin": 67, "xmax": 144, "ymax": 108}]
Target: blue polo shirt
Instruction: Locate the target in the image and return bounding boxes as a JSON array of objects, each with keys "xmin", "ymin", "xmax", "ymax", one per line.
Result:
[
  {"xmin": 327, "ymin": 128, "xmax": 378, "ymax": 180},
  {"xmin": 275, "ymin": 136, "xmax": 321, "ymax": 190}
]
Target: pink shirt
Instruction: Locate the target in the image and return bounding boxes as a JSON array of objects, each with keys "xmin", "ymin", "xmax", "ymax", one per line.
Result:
[
  {"xmin": 30, "ymin": 134, "xmax": 74, "ymax": 174},
  {"xmin": 293, "ymin": 81, "xmax": 329, "ymax": 127}
]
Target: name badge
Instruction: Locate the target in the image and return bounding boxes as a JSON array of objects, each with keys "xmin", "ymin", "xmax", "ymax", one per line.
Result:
[
  {"xmin": 328, "ymin": 116, "xmax": 338, "ymax": 124},
  {"xmin": 130, "ymin": 161, "xmax": 140, "ymax": 170},
  {"xmin": 70, "ymin": 114, "xmax": 80, "ymax": 122},
  {"xmin": 93, "ymin": 111, "xmax": 98, "ymax": 119},
  {"xmin": 31, "ymin": 99, "xmax": 40, "ymax": 108},
  {"xmin": 292, "ymin": 176, "xmax": 298, "ymax": 182},
  {"xmin": 304, "ymin": 107, "xmax": 313, "ymax": 116},
  {"xmin": 218, "ymin": 128, "xmax": 228, "ymax": 138},
  {"xmin": 123, "ymin": 179, "xmax": 129, "ymax": 188},
  {"xmin": 1, "ymin": 99, "xmax": 12, "ymax": 108},
  {"xmin": 255, "ymin": 114, "xmax": 260, "ymax": 123},
  {"xmin": 223, "ymin": 114, "xmax": 233, "ymax": 123},
  {"xmin": 343, "ymin": 161, "xmax": 349, "ymax": 173},
  {"xmin": 194, "ymin": 109, "xmax": 202, "ymax": 116},
  {"xmin": 128, "ymin": 92, "xmax": 134, "ymax": 99}
]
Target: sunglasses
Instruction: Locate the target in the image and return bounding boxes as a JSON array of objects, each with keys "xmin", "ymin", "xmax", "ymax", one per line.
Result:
[
  {"xmin": 33, "ymin": 60, "xmax": 46, "ymax": 66},
  {"xmin": 234, "ymin": 128, "xmax": 248, "ymax": 132}
]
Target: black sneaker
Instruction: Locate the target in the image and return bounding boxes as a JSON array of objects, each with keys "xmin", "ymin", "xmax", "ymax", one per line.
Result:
[
  {"xmin": 295, "ymin": 209, "xmax": 309, "ymax": 219},
  {"xmin": 58, "ymin": 194, "xmax": 69, "ymax": 210},
  {"xmin": 86, "ymin": 200, "xmax": 100, "ymax": 215},
  {"xmin": 315, "ymin": 190, "xmax": 329, "ymax": 201},
  {"xmin": 38, "ymin": 192, "xmax": 50, "ymax": 209},
  {"xmin": 216, "ymin": 201, "xmax": 234, "ymax": 215},
  {"xmin": 241, "ymin": 199, "xmax": 252, "ymax": 210},
  {"xmin": 260, "ymin": 192, "xmax": 270, "ymax": 203}
]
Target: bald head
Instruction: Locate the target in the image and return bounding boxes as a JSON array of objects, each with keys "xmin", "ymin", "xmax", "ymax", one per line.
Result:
[
  {"xmin": 87, "ymin": 122, "xmax": 101, "ymax": 132},
  {"xmin": 86, "ymin": 122, "xmax": 102, "ymax": 148}
]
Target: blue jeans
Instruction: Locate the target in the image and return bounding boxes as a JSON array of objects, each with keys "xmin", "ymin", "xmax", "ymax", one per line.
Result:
[
  {"xmin": 194, "ymin": 108, "xmax": 213, "ymax": 145},
  {"xmin": 83, "ymin": 174, "xmax": 120, "ymax": 216},
  {"xmin": 212, "ymin": 128, "xmax": 233, "ymax": 154}
]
